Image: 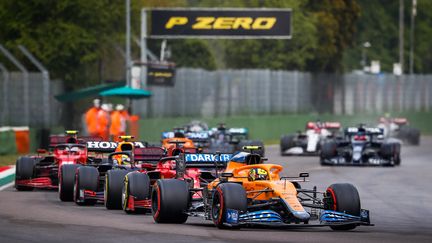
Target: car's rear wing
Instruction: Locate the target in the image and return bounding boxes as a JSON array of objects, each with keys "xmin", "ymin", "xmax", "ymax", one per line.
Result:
[
  {"xmin": 185, "ymin": 131, "xmax": 210, "ymax": 142},
  {"xmin": 85, "ymin": 141, "xmax": 147, "ymax": 153},
  {"xmin": 228, "ymin": 128, "xmax": 248, "ymax": 135},
  {"xmin": 134, "ymin": 146, "xmax": 166, "ymax": 162},
  {"xmin": 181, "ymin": 153, "xmax": 233, "ymax": 168},
  {"xmin": 324, "ymin": 122, "xmax": 341, "ymax": 129},
  {"xmin": 345, "ymin": 127, "xmax": 383, "ymax": 136},
  {"xmin": 306, "ymin": 122, "xmax": 341, "ymax": 130},
  {"xmin": 393, "ymin": 118, "xmax": 408, "ymax": 125},
  {"xmin": 49, "ymin": 135, "xmax": 103, "ymax": 148}
]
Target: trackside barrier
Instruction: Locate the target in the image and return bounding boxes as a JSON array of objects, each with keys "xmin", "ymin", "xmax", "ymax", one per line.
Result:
[{"xmin": 0, "ymin": 126, "xmax": 29, "ymax": 155}]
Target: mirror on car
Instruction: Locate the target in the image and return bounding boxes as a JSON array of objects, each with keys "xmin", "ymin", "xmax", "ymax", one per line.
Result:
[
  {"xmin": 299, "ymin": 172, "xmax": 309, "ymax": 178},
  {"xmin": 37, "ymin": 149, "xmax": 47, "ymax": 154},
  {"xmin": 221, "ymin": 172, "xmax": 233, "ymax": 178}
]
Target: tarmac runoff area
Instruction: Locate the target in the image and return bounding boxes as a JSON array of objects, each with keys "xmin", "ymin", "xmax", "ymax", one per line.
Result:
[{"xmin": 0, "ymin": 138, "xmax": 432, "ymax": 243}]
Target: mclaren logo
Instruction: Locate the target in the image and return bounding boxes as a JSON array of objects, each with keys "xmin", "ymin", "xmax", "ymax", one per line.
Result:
[{"xmin": 165, "ymin": 17, "xmax": 277, "ymax": 30}]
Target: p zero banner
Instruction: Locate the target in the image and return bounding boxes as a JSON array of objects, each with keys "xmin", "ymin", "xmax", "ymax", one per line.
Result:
[{"xmin": 149, "ymin": 8, "xmax": 292, "ymax": 39}]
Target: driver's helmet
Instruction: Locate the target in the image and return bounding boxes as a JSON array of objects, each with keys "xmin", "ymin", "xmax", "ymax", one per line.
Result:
[
  {"xmin": 316, "ymin": 119, "xmax": 324, "ymax": 128},
  {"xmin": 217, "ymin": 123, "xmax": 226, "ymax": 131},
  {"xmin": 118, "ymin": 154, "xmax": 131, "ymax": 165},
  {"xmin": 248, "ymin": 168, "xmax": 269, "ymax": 181},
  {"xmin": 189, "ymin": 124, "xmax": 203, "ymax": 132}
]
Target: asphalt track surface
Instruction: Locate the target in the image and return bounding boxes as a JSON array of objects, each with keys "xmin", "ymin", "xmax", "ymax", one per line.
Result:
[{"xmin": 1, "ymin": 138, "xmax": 432, "ymax": 243}]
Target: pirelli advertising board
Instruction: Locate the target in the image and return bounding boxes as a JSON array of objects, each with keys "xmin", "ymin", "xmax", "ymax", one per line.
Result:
[{"xmin": 149, "ymin": 8, "xmax": 292, "ymax": 39}]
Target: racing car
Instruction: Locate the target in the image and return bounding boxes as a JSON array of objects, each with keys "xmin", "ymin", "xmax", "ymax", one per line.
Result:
[
  {"xmin": 320, "ymin": 125, "xmax": 401, "ymax": 166},
  {"xmin": 151, "ymin": 147, "xmax": 372, "ymax": 230},
  {"xmin": 69, "ymin": 136, "xmax": 155, "ymax": 208},
  {"xmin": 377, "ymin": 115, "xmax": 420, "ymax": 145},
  {"xmin": 280, "ymin": 121, "xmax": 342, "ymax": 156},
  {"xmin": 161, "ymin": 128, "xmax": 196, "ymax": 150},
  {"xmin": 14, "ymin": 131, "xmax": 102, "ymax": 193},
  {"xmin": 122, "ymin": 149, "xmax": 232, "ymax": 214},
  {"xmin": 207, "ymin": 123, "xmax": 265, "ymax": 156}
]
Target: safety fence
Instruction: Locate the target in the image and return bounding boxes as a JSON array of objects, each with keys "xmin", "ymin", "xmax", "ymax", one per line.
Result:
[{"xmin": 0, "ymin": 71, "xmax": 63, "ymax": 127}]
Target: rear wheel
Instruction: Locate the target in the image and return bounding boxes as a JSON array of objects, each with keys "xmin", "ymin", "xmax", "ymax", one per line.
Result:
[
  {"xmin": 122, "ymin": 172, "xmax": 151, "ymax": 214},
  {"xmin": 15, "ymin": 157, "xmax": 35, "ymax": 191},
  {"xmin": 320, "ymin": 140, "xmax": 337, "ymax": 165},
  {"xmin": 212, "ymin": 183, "xmax": 247, "ymax": 229},
  {"xmin": 325, "ymin": 183, "xmax": 361, "ymax": 231},
  {"xmin": 74, "ymin": 166, "xmax": 99, "ymax": 206},
  {"xmin": 105, "ymin": 169, "xmax": 128, "ymax": 210},
  {"xmin": 408, "ymin": 127, "xmax": 420, "ymax": 145},
  {"xmin": 59, "ymin": 164, "xmax": 81, "ymax": 201},
  {"xmin": 380, "ymin": 142, "xmax": 401, "ymax": 166},
  {"xmin": 280, "ymin": 135, "xmax": 295, "ymax": 155},
  {"xmin": 152, "ymin": 179, "xmax": 189, "ymax": 223}
]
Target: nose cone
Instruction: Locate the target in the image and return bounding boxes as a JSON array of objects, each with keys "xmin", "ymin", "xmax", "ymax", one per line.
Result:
[
  {"xmin": 353, "ymin": 152, "xmax": 362, "ymax": 161},
  {"xmin": 292, "ymin": 211, "xmax": 311, "ymax": 222}
]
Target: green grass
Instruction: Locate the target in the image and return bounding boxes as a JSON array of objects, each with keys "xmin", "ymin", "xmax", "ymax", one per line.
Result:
[
  {"xmin": 138, "ymin": 112, "xmax": 432, "ymax": 144},
  {"xmin": 0, "ymin": 154, "xmax": 18, "ymax": 167}
]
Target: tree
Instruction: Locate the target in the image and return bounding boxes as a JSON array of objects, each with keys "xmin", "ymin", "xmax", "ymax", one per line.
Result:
[
  {"xmin": 306, "ymin": 0, "xmax": 361, "ymax": 72},
  {"xmin": 0, "ymin": 0, "xmax": 125, "ymax": 88}
]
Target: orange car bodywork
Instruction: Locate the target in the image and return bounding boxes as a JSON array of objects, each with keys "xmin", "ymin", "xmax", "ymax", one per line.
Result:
[
  {"xmin": 162, "ymin": 137, "xmax": 196, "ymax": 150},
  {"xmin": 208, "ymin": 160, "xmax": 308, "ymax": 217}
]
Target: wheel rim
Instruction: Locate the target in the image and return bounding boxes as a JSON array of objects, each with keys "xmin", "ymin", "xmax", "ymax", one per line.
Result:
[
  {"xmin": 151, "ymin": 186, "xmax": 160, "ymax": 219},
  {"xmin": 73, "ymin": 174, "xmax": 78, "ymax": 202},
  {"xmin": 212, "ymin": 192, "xmax": 222, "ymax": 222},
  {"xmin": 104, "ymin": 176, "xmax": 108, "ymax": 206},
  {"xmin": 122, "ymin": 183, "xmax": 128, "ymax": 210}
]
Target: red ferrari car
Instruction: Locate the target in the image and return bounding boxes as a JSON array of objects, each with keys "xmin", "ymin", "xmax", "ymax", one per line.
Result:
[{"xmin": 14, "ymin": 131, "xmax": 102, "ymax": 196}]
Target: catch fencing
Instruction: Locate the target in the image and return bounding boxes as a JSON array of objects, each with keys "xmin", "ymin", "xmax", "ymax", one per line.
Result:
[
  {"xmin": 137, "ymin": 69, "xmax": 432, "ymax": 117},
  {"xmin": 0, "ymin": 71, "xmax": 63, "ymax": 127}
]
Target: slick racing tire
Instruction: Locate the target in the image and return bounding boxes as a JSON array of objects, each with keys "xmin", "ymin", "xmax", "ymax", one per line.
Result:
[
  {"xmin": 325, "ymin": 183, "xmax": 361, "ymax": 231},
  {"xmin": 239, "ymin": 140, "xmax": 265, "ymax": 157},
  {"xmin": 152, "ymin": 179, "xmax": 189, "ymax": 224},
  {"xmin": 380, "ymin": 142, "xmax": 401, "ymax": 166},
  {"xmin": 74, "ymin": 166, "xmax": 99, "ymax": 206},
  {"xmin": 398, "ymin": 126, "xmax": 420, "ymax": 145},
  {"xmin": 105, "ymin": 169, "xmax": 129, "ymax": 210},
  {"xmin": 59, "ymin": 164, "xmax": 81, "ymax": 201},
  {"xmin": 15, "ymin": 157, "xmax": 36, "ymax": 191},
  {"xmin": 122, "ymin": 172, "xmax": 150, "ymax": 214},
  {"xmin": 320, "ymin": 139, "xmax": 337, "ymax": 165},
  {"xmin": 407, "ymin": 127, "xmax": 420, "ymax": 145},
  {"xmin": 280, "ymin": 135, "xmax": 295, "ymax": 155},
  {"xmin": 212, "ymin": 183, "xmax": 247, "ymax": 229}
]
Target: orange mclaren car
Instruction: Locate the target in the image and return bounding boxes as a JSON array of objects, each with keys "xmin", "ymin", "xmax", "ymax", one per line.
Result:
[{"xmin": 151, "ymin": 146, "xmax": 372, "ymax": 230}]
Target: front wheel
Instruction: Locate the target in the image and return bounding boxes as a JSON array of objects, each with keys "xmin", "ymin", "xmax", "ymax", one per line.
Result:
[
  {"xmin": 59, "ymin": 164, "xmax": 81, "ymax": 201},
  {"xmin": 212, "ymin": 183, "xmax": 247, "ymax": 229},
  {"xmin": 74, "ymin": 166, "xmax": 99, "ymax": 206},
  {"xmin": 122, "ymin": 172, "xmax": 150, "ymax": 214},
  {"xmin": 15, "ymin": 157, "xmax": 35, "ymax": 191},
  {"xmin": 325, "ymin": 183, "xmax": 361, "ymax": 231},
  {"xmin": 105, "ymin": 170, "xmax": 129, "ymax": 210}
]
